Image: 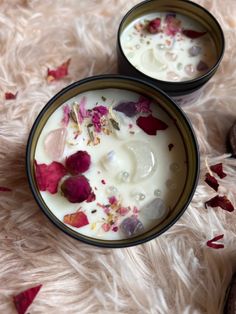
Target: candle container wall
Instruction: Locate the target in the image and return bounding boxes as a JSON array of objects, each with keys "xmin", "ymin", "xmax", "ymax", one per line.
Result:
[
  {"xmin": 26, "ymin": 75, "xmax": 199, "ymax": 248},
  {"xmin": 117, "ymin": 0, "xmax": 225, "ymax": 106}
]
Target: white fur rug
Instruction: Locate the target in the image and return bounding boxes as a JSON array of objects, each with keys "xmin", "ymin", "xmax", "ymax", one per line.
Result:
[{"xmin": 0, "ymin": 1, "xmax": 236, "ymax": 313}]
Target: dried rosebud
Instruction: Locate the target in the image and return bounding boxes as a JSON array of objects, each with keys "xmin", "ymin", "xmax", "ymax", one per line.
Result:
[
  {"xmin": 61, "ymin": 175, "xmax": 92, "ymax": 203},
  {"xmin": 205, "ymin": 195, "xmax": 234, "ymax": 212},
  {"xmin": 13, "ymin": 284, "xmax": 42, "ymax": 314},
  {"xmin": 66, "ymin": 150, "xmax": 91, "ymax": 174},
  {"xmin": 147, "ymin": 18, "xmax": 161, "ymax": 34},
  {"xmin": 205, "ymin": 173, "xmax": 219, "ymax": 192},
  {"xmin": 210, "ymin": 163, "xmax": 227, "ymax": 179}
]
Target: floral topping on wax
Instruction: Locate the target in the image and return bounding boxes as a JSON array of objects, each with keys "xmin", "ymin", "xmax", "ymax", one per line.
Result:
[
  {"xmin": 182, "ymin": 29, "xmax": 207, "ymax": 39},
  {"xmin": 63, "ymin": 211, "xmax": 89, "ymax": 228},
  {"xmin": 206, "ymin": 234, "xmax": 224, "ymax": 249},
  {"xmin": 147, "ymin": 18, "xmax": 161, "ymax": 34},
  {"xmin": 62, "ymin": 104, "xmax": 71, "ymax": 127},
  {"xmin": 120, "ymin": 216, "xmax": 144, "ymax": 237},
  {"xmin": 205, "ymin": 195, "xmax": 234, "ymax": 212},
  {"xmin": 61, "ymin": 175, "xmax": 93, "ymax": 203},
  {"xmin": 66, "ymin": 150, "xmax": 91, "ymax": 175},
  {"xmin": 47, "ymin": 59, "xmax": 71, "ymax": 82},
  {"xmin": 164, "ymin": 14, "xmax": 181, "ymax": 36},
  {"xmin": 13, "ymin": 284, "xmax": 42, "ymax": 314},
  {"xmin": 205, "ymin": 173, "xmax": 219, "ymax": 192},
  {"xmin": 35, "ymin": 161, "xmax": 67, "ymax": 194},
  {"xmin": 0, "ymin": 186, "xmax": 12, "ymax": 192},
  {"xmin": 5, "ymin": 92, "xmax": 17, "ymax": 100},
  {"xmin": 210, "ymin": 163, "xmax": 227, "ymax": 179},
  {"xmin": 136, "ymin": 114, "xmax": 168, "ymax": 135},
  {"xmin": 114, "ymin": 96, "xmax": 151, "ymax": 117},
  {"xmin": 78, "ymin": 97, "xmax": 89, "ymax": 123}
]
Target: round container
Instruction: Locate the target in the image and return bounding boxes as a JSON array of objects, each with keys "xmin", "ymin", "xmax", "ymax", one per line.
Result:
[
  {"xmin": 26, "ymin": 75, "xmax": 199, "ymax": 248},
  {"xmin": 117, "ymin": 0, "xmax": 225, "ymax": 106}
]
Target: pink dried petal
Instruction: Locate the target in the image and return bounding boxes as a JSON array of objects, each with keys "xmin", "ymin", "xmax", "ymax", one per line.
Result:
[
  {"xmin": 102, "ymin": 223, "xmax": 111, "ymax": 232},
  {"xmin": 147, "ymin": 18, "xmax": 161, "ymax": 34},
  {"xmin": 108, "ymin": 196, "xmax": 117, "ymax": 205},
  {"xmin": 168, "ymin": 143, "xmax": 174, "ymax": 151},
  {"xmin": 135, "ymin": 96, "xmax": 152, "ymax": 113},
  {"xmin": 205, "ymin": 173, "xmax": 219, "ymax": 192},
  {"xmin": 118, "ymin": 207, "xmax": 129, "ymax": 216},
  {"xmin": 86, "ymin": 191, "xmax": 96, "ymax": 203},
  {"xmin": 63, "ymin": 211, "xmax": 89, "ymax": 228},
  {"xmin": 5, "ymin": 92, "xmax": 17, "ymax": 100},
  {"xmin": 62, "ymin": 104, "xmax": 71, "ymax": 127},
  {"xmin": 205, "ymin": 195, "xmax": 234, "ymax": 212},
  {"xmin": 47, "ymin": 59, "xmax": 71, "ymax": 82},
  {"xmin": 182, "ymin": 29, "xmax": 207, "ymax": 39},
  {"xmin": 13, "ymin": 284, "xmax": 42, "ymax": 314},
  {"xmin": 66, "ymin": 150, "xmax": 91, "ymax": 174},
  {"xmin": 206, "ymin": 234, "xmax": 224, "ymax": 249},
  {"xmin": 0, "ymin": 186, "xmax": 12, "ymax": 192},
  {"xmin": 165, "ymin": 15, "xmax": 181, "ymax": 36},
  {"xmin": 210, "ymin": 163, "xmax": 227, "ymax": 179},
  {"xmin": 133, "ymin": 206, "xmax": 139, "ymax": 214},
  {"xmin": 92, "ymin": 112, "xmax": 102, "ymax": 132},
  {"xmin": 78, "ymin": 97, "xmax": 89, "ymax": 123},
  {"xmin": 34, "ymin": 160, "xmax": 67, "ymax": 194},
  {"xmin": 136, "ymin": 114, "xmax": 168, "ymax": 135},
  {"xmin": 93, "ymin": 105, "xmax": 108, "ymax": 116}
]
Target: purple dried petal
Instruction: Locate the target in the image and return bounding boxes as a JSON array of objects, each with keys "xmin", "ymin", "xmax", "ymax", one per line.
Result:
[
  {"xmin": 93, "ymin": 105, "xmax": 108, "ymax": 116},
  {"xmin": 197, "ymin": 61, "xmax": 209, "ymax": 72},
  {"xmin": 114, "ymin": 101, "xmax": 137, "ymax": 117}
]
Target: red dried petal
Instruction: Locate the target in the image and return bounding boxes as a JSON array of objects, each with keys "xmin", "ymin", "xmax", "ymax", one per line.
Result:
[
  {"xmin": 147, "ymin": 18, "xmax": 161, "ymax": 34},
  {"xmin": 205, "ymin": 173, "xmax": 219, "ymax": 192},
  {"xmin": 210, "ymin": 163, "xmax": 227, "ymax": 179},
  {"xmin": 62, "ymin": 104, "xmax": 71, "ymax": 127},
  {"xmin": 0, "ymin": 186, "xmax": 12, "ymax": 191},
  {"xmin": 86, "ymin": 191, "xmax": 96, "ymax": 203},
  {"xmin": 63, "ymin": 211, "xmax": 89, "ymax": 228},
  {"xmin": 206, "ymin": 234, "xmax": 224, "ymax": 249},
  {"xmin": 93, "ymin": 105, "xmax": 108, "ymax": 116},
  {"xmin": 47, "ymin": 59, "xmax": 71, "ymax": 82},
  {"xmin": 182, "ymin": 29, "xmax": 207, "ymax": 39},
  {"xmin": 5, "ymin": 92, "xmax": 17, "ymax": 100},
  {"xmin": 108, "ymin": 196, "xmax": 117, "ymax": 205},
  {"xmin": 34, "ymin": 160, "xmax": 67, "ymax": 194},
  {"xmin": 13, "ymin": 284, "xmax": 42, "ymax": 314},
  {"xmin": 168, "ymin": 143, "xmax": 174, "ymax": 151},
  {"xmin": 205, "ymin": 195, "xmax": 234, "ymax": 212},
  {"xmin": 136, "ymin": 114, "xmax": 168, "ymax": 135}
]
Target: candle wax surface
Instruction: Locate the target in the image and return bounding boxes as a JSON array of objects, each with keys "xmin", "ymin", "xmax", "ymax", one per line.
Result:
[
  {"xmin": 35, "ymin": 88, "xmax": 187, "ymax": 240},
  {"xmin": 120, "ymin": 12, "xmax": 217, "ymax": 82}
]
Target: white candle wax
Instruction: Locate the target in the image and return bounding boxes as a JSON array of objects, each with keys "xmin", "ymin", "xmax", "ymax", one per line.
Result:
[
  {"xmin": 35, "ymin": 88, "xmax": 187, "ymax": 240},
  {"xmin": 120, "ymin": 12, "xmax": 217, "ymax": 82}
]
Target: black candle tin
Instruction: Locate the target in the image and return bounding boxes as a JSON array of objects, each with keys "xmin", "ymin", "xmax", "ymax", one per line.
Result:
[
  {"xmin": 26, "ymin": 75, "xmax": 199, "ymax": 248},
  {"xmin": 117, "ymin": 0, "xmax": 225, "ymax": 105}
]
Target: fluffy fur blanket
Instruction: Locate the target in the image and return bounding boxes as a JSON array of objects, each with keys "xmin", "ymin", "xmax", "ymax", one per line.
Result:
[{"xmin": 0, "ymin": 0, "xmax": 235, "ymax": 313}]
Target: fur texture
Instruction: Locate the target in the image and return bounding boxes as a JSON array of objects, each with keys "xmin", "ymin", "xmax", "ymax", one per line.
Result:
[{"xmin": 0, "ymin": 1, "xmax": 236, "ymax": 313}]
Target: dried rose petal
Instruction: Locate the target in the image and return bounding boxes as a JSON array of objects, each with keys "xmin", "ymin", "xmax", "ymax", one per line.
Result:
[
  {"xmin": 206, "ymin": 234, "xmax": 224, "ymax": 249},
  {"xmin": 108, "ymin": 196, "xmax": 117, "ymax": 205},
  {"xmin": 92, "ymin": 112, "xmax": 102, "ymax": 132},
  {"xmin": 147, "ymin": 18, "xmax": 161, "ymax": 34},
  {"xmin": 63, "ymin": 211, "xmax": 89, "ymax": 228},
  {"xmin": 114, "ymin": 101, "xmax": 137, "ymax": 117},
  {"xmin": 135, "ymin": 96, "xmax": 152, "ymax": 113},
  {"xmin": 112, "ymin": 226, "xmax": 118, "ymax": 232},
  {"xmin": 205, "ymin": 173, "xmax": 219, "ymax": 192},
  {"xmin": 5, "ymin": 92, "xmax": 17, "ymax": 100},
  {"xmin": 62, "ymin": 104, "xmax": 71, "ymax": 127},
  {"xmin": 118, "ymin": 207, "xmax": 129, "ymax": 216},
  {"xmin": 205, "ymin": 195, "xmax": 234, "ymax": 212},
  {"xmin": 61, "ymin": 175, "xmax": 92, "ymax": 203},
  {"xmin": 168, "ymin": 143, "xmax": 174, "ymax": 151},
  {"xmin": 102, "ymin": 223, "xmax": 111, "ymax": 232},
  {"xmin": 182, "ymin": 29, "xmax": 207, "ymax": 39},
  {"xmin": 210, "ymin": 163, "xmax": 227, "ymax": 179},
  {"xmin": 13, "ymin": 284, "xmax": 42, "ymax": 314},
  {"xmin": 136, "ymin": 114, "xmax": 168, "ymax": 135},
  {"xmin": 165, "ymin": 15, "xmax": 181, "ymax": 36},
  {"xmin": 0, "ymin": 186, "xmax": 12, "ymax": 192},
  {"xmin": 86, "ymin": 191, "xmax": 96, "ymax": 203},
  {"xmin": 93, "ymin": 105, "xmax": 108, "ymax": 116},
  {"xmin": 78, "ymin": 97, "xmax": 89, "ymax": 123},
  {"xmin": 66, "ymin": 150, "xmax": 91, "ymax": 174},
  {"xmin": 35, "ymin": 160, "xmax": 67, "ymax": 194},
  {"xmin": 47, "ymin": 59, "xmax": 71, "ymax": 82}
]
